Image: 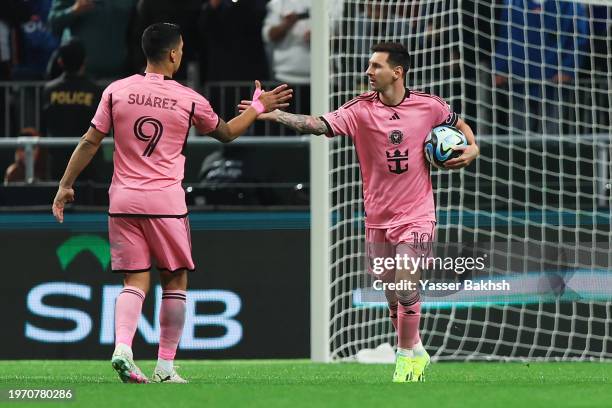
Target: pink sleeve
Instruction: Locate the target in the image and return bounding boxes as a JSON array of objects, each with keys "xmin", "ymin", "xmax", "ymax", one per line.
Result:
[
  {"xmin": 192, "ymin": 95, "xmax": 220, "ymax": 134},
  {"xmin": 90, "ymin": 86, "xmax": 113, "ymax": 134},
  {"xmin": 321, "ymin": 107, "xmax": 358, "ymax": 138},
  {"xmin": 431, "ymin": 98, "xmax": 459, "ymax": 128}
]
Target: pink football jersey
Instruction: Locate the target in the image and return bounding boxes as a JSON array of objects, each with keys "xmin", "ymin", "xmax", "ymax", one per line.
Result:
[
  {"xmin": 91, "ymin": 73, "xmax": 219, "ymax": 216},
  {"xmin": 321, "ymin": 89, "xmax": 458, "ymax": 228}
]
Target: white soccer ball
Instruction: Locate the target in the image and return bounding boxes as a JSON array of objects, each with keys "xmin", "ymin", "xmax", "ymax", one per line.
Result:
[{"xmin": 424, "ymin": 125, "xmax": 468, "ymax": 169}]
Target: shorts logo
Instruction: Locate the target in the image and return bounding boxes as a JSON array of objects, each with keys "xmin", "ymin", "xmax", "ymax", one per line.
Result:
[{"xmin": 389, "ymin": 130, "xmax": 403, "ymax": 145}]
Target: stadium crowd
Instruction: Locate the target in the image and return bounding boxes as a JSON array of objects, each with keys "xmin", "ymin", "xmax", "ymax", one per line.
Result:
[{"xmin": 0, "ymin": 0, "xmax": 609, "ymax": 204}]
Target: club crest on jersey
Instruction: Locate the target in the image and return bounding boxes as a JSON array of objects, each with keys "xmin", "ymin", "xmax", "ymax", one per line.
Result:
[{"xmin": 389, "ymin": 130, "xmax": 403, "ymax": 145}]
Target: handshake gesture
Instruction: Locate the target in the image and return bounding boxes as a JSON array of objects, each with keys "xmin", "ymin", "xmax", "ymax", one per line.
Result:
[{"xmin": 247, "ymin": 80, "xmax": 293, "ymax": 116}]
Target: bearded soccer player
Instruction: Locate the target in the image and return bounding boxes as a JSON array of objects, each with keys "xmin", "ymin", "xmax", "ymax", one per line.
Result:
[
  {"xmin": 51, "ymin": 23, "xmax": 292, "ymax": 384},
  {"xmin": 240, "ymin": 42, "xmax": 479, "ymax": 382}
]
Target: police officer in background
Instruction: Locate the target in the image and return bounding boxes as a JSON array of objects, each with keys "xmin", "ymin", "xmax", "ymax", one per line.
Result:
[{"xmin": 43, "ymin": 38, "xmax": 102, "ymax": 181}]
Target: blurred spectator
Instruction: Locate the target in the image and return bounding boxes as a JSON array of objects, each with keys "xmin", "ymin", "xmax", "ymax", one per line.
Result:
[
  {"xmin": 0, "ymin": 0, "xmax": 32, "ymax": 80},
  {"xmin": 262, "ymin": 0, "xmax": 311, "ymax": 113},
  {"xmin": 42, "ymin": 39, "xmax": 102, "ymax": 180},
  {"xmin": 128, "ymin": 0, "xmax": 202, "ymax": 79},
  {"xmin": 48, "ymin": 0, "xmax": 136, "ymax": 78},
  {"xmin": 12, "ymin": 0, "xmax": 60, "ymax": 80},
  {"xmin": 3, "ymin": 127, "xmax": 48, "ymax": 183},
  {"xmin": 0, "ymin": 1, "xmax": 31, "ymax": 138},
  {"xmin": 0, "ymin": 21, "xmax": 10, "ymax": 80},
  {"xmin": 43, "ymin": 39, "xmax": 100, "ymax": 137},
  {"xmin": 493, "ymin": 0, "xmax": 588, "ymax": 135},
  {"xmin": 199, "ymin": 0, "xmax": 268, "ymax": 83}
]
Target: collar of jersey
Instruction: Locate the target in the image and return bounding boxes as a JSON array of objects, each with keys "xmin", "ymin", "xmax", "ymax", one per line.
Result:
[
  {"xmin": 140, "ymin": 72, "xmax": 173, "ymax": 80},
  {"xmin": 377, "ymin": 87, "xmax": 410, "ymax": 107}
]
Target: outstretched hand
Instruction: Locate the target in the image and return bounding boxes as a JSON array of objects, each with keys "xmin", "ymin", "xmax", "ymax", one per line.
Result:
[
  {"xmin": 52, "ymin": 186, "xmax": 75, "ymax": 223},
  {"xmin": 240, "ymin": 80, "xmax": 292, "ymax": 119}
]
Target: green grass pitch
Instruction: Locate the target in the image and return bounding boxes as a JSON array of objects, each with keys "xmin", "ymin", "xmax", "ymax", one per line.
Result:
[{"xmin": 2, "ymin": 360, "xmax": 612, "ymax": 407}]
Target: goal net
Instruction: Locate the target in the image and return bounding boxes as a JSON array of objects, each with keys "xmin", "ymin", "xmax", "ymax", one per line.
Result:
[{"xmin": 317, "ymin": 0, "xmax": 612, "ymax": 361}]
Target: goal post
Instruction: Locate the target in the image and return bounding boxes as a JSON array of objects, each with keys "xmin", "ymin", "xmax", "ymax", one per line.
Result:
[
  {"xmin": 310, "ymin": 0, "xmax": 331, "ymax": 363},
  {"xmin": 311, "ymin": 0, "xmax": 611, "ymax": 362}
]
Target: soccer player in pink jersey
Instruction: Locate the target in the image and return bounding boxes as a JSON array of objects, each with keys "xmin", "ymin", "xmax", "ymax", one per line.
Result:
[
  {"xmin": 51, "ymin": 23, "xmax": 292, "ymax": 384},
  {"xmin": 240, "ymin": 42, "xmax": 479, "ymax": 382}
]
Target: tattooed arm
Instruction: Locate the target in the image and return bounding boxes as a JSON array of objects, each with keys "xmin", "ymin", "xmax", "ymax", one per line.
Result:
[
  {"xmin": 237, "ymin": 99, "xmax": 329, "ymax": 135},
  {"xmin": 275, "ymin": 110, "xmax": 328, "ymax": 135}
]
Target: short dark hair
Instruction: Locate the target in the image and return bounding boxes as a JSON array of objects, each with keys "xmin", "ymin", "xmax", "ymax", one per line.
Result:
[
  {"xmin": 141, "ymin": 23, "xmax": 182, "ymax": 63},
  {"xmin": 371, "ymin": 42, "xmax": 410, "ymax": 77},
  {"xmin": 59, "ymin": 39, "xmax": 85, "ymax": 73}
]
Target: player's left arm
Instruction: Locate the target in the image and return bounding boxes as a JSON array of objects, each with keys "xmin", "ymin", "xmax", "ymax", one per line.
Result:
[
  {"xmin": 444, "ymin": 118, "xmax": 480, "ymax": 169},
  {"xmin": 52, "ymin": 126, "xmax": 105, "ymax": 223}
]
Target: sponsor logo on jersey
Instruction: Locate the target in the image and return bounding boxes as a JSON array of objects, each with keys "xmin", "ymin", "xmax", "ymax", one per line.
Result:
[{"xmin": 386, "ymin": 149, "xmax": 409, "ymax": 174}]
